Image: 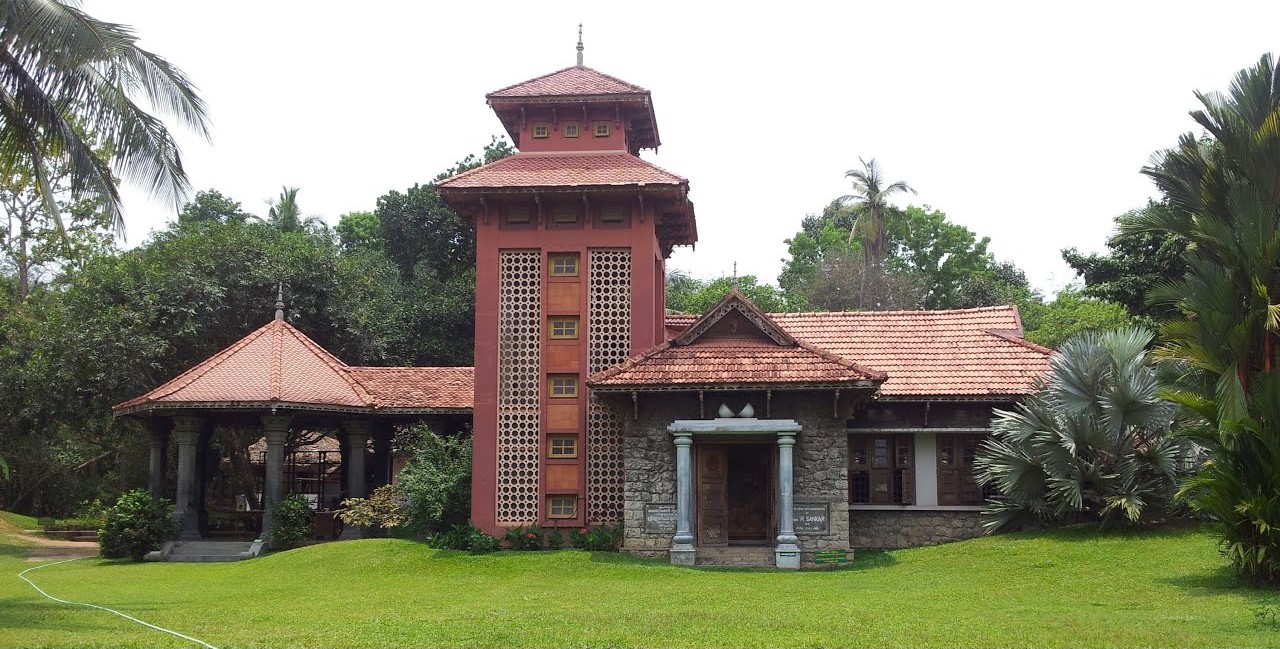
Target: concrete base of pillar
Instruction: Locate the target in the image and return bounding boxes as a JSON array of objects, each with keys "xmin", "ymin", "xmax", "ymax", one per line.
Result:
[
  {"xmin": 775, "ymin": 544, "xmax": 801, "ymax": 570},
  {"xmin": 670, "ymin": 544, "xmax": 696, "ymax": 566},
  {"xmin": 175, "ymin": 511, "xmax": 201, "ymax": 540}
]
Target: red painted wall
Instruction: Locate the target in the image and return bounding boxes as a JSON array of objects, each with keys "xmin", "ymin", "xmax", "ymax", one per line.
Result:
[{"xmin": 515, "ymin": 106, "xmax": 635, "ymax": 153}]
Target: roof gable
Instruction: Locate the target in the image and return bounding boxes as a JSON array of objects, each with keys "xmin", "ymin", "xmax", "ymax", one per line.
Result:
[{"xmin": 672, "ymin": 289, "xmax": 795, "ymax": 347}]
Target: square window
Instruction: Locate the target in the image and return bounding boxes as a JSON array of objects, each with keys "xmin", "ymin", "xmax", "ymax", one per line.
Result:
[
  {"xmin": 549, "ymin": 435, "xmax": 578, "ymax": 459},
  {"xmin": 548, "ymin": 495, "xmax": 576, "ymax": 519},
  {"xmin": 594, "ymin": 122, "xmax": 611, "ymax": 137},
  {"xmin": 563, "ymin": 123, "xmax": 579, "ymax": 138},
  {"xmin": 506, "ymin": 205, "xmax": 530, "ymax": 225},
  {"xmin": 550, "ymin": 316, "xmax": 579, "ymax": 339},
  {"xmin": 549, "ymin": 374, "xmax": 578, "ymax": 398},
  {"xmin": 550, "ymin": 254, "xmax": 579, "ymax": 277},
  {"xmin": 599, "ymin": 204, "xmax": 626, "ymax": 224},
  {"xmin": 533, "ymin": 123, "xmax": 550, "ymax": 138},
  {"xmin": 552, "ymin": 204, "xmax": 578, "ymax": 225}
]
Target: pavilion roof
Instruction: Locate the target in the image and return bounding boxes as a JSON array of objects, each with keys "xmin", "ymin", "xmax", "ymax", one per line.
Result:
[
  {"xmin": 113, "ymin": 319, "xmax": 474, "ymax": 416},
  {"xmin": 658, "ymin": 305, "xmax": 1053, "ymax": 399}
]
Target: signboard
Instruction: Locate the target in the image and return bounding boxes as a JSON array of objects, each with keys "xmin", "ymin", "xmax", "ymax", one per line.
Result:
[
  {"xmin": 793, "ymin": 501, "xmax": 830, "ymax": 534},
  {"xmin": 643, "ymin": 502, "xmax": 678, "ymax": 534},
  {"xmin": 814, "ymin": 550, "xmax": 848, "ymax": 566}
]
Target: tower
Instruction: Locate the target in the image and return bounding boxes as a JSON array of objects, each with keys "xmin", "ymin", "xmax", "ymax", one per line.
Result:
[{"xmin": 438, "ymin": 52, "xmax": 697, "ymax": 535}]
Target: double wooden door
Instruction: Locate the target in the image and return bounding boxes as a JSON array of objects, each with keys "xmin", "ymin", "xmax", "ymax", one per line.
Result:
[{"xmin": 696, "ymin": 444, "xmax": 775, "ymax": 546}]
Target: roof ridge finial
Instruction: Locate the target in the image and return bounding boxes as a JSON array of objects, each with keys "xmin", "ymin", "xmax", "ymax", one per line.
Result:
[
  {"xmin": 576, "ymin": 23, "xmax": 584, "ymax": 66},
  {"xmin": 732, "ymin": 261, "xmax": 739, "ymax": 290},
  {"xmin": 274, "ymin": 283, "xmax": 285, "ymax": 322}
]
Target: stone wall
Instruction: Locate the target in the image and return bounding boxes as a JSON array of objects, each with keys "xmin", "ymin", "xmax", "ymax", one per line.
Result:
[
  {"xmin": 848, "ymin": 510, "xmax": 986, "ymax": 549},
  {"xmin": 616, "ymin": 390, "xmax": 854, "ymax": 557}
]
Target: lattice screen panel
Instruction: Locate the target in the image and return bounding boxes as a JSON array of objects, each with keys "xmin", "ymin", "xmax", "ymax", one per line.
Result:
[
  {"xmin": 496, "ymin": 251, "xmax": 541, "ymax": 523},
  {"xmin": 587, "ymin": 249, "xmax": 631, "ymax": 524}
]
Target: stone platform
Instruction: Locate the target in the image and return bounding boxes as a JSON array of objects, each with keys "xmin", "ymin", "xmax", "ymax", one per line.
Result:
[{"xmin": 146, "ymin": 540, "xmax": 264, "ymax": 562}]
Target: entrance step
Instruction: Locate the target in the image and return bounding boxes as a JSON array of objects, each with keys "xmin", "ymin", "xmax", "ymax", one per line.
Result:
[
  {"xmin": 165, "ymin": 541, "xmax": 259, "ymax": 562},
  {"xmin": 695, "ymin": 546, "xmax": 776, "ymax": 567}
]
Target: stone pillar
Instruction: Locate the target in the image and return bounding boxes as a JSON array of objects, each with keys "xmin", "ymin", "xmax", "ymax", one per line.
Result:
[
  {"xmin": 670, "ymin": 433, "xmax": 696, "ymax": 566},
  {"xmin": 339, "ymin": 419, "xmax": 373, "ymax": 540},
  {"xmin": 260, "ymin": 414, "xmax": 292, "ymax": 545},
  {"xmin": 775, "ymin": 431, "xmax": 800, "ymax": 569},
  {"xmin": 147, "ymin": 419, "xmax": 171, "ymax": 499},
  {"xmin": 171, "ymin": 415, "xmax": 203, "ymax": 540}
]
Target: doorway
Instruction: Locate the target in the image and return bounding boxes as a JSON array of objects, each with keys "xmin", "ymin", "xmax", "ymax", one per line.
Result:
[{"xmin": 696, "ymin": 443, "xmax": 775, "ymax": 546}]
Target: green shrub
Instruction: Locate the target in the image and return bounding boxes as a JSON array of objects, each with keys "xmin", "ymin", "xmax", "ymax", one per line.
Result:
[
  {"xmin": 544, "ymin": 528, "xmax": 565, "ymax": 550},
  {"xmin": 569, "ymin": 523, "xmax": 623, "ymax": 551},
  {"xmin": 98, "ymin": 489, "xmax": 174, "ymax": 562},
  {"xmin": 40, "ymin": 515, "xmax": 106, "ymax": 531},
  {"xmin": 428, "ymin": 523, "xmax": 499, "ymax": 554},
  {"xmin": 502, "ymin": 525, "xmax": 543, "ymax": 550},
  {"xmin": 394, "ymin": 426, "xmax": 472, "ymax": 535},
  {"xmin": 269, "ymin": 494, "xmax": 312, "ymax": 551},
  {"xmin": 338, "ymin": 484, "xmax": 406, "ymax": 535}
]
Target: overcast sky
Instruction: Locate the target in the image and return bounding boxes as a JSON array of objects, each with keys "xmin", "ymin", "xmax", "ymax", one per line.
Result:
[{"xmin": 89, "ymin": 0, "xmax": 1280, "ymax": 295}]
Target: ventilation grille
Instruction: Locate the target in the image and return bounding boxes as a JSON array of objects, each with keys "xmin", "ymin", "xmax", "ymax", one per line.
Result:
[
  {"xmin": 586, "ymin": 249, "xmax": 631, "ymax": 524},
  {"xmin": 496, "ymin": 251, "xmax": 541, "ymax": 523}
]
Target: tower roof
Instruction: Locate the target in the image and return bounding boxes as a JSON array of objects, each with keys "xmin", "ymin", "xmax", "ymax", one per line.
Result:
[
  {"xmin": 487, "ymin": 65, "xmax": 650, "ymax": 100},
  {"xmin": 486, "ymin": 65, "xmax": 661, "ymax": 151}
]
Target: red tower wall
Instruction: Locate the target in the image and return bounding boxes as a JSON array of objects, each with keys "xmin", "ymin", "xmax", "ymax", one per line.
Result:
[{"xmin": 471, "ymin": 199, "xmax": 664, "ymax": 536}]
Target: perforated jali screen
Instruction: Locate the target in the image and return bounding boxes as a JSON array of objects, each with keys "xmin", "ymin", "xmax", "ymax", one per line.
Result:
[
  {"xmin": 586, "ymin": 249, "xmax": 631, "ymax": 524},
  {"xmin": 496, "ymin": 251, "xmax": 541, "ymax": 523}
]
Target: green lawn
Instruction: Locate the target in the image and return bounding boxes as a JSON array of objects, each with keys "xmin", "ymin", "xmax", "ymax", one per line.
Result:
[{"xmin": 0, "ymin": 522, "xmax": 1275, "ymax": 648}]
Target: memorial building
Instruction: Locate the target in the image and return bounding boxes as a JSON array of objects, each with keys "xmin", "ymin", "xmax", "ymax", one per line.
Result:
[
  {"xmin": 435, "ymin": 42, "xmax": 1054, "ymax": 568},
  {"xmin": 119, "ymin": 39, "xmax": 1052, "ymax": 567}
]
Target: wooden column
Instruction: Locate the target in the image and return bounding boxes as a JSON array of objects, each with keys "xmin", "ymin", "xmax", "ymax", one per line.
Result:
[{"xmin": 371, "ymin": 420, "xmax": 394, "ymax": 489}]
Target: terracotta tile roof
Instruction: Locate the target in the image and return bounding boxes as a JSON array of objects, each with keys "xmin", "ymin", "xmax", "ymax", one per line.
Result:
[
  {"xmin": 436, "ymin": 151, "xmax": 686, "ymax": 190},
  {"xmin": 348, "ymin": 367, "xmax": 473, "ymax": 411},
  {"xmin": 651, "ymin": 305, "xmax": 1052, "ymax": 399},
  {"xmin": 487, "ymin": 65, "xmax": 648, "ymax": 99},
  {"xmin": 591, "ymin": 337, "xmax": 884, "ymax": 390},
  {"xmin": 113, "ymin": 319, "xmax": 475, "ymax": 415},
  {"xmin": 592, "ymin": 290, "xmax": 885, "ymax": 391}
]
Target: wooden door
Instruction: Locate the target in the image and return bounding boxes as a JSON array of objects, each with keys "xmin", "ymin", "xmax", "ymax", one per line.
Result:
[{"xmin": 697, "ymin": 446, "xmax": 728, "ymax": 546}]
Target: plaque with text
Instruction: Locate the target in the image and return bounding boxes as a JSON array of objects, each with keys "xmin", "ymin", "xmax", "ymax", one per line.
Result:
[
  {"xmin": 793, "ymin": 502, "xmax": 830, "ymax": 534},
  {"xmin": 644, "ymin": 502, "xmax": 678, "ymax": 534}
]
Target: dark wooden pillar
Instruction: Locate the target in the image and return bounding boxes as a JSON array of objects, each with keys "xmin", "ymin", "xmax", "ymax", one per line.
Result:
[
  {"xmin": 372, "ymin": 420, "xmax": 394, "ymax": 489},
  {"xmin": 147, "ymin": 418, "xmax": 172, "ymax": 499}
]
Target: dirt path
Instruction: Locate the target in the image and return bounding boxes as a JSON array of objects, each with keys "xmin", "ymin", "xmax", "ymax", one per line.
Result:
[{"xmin": 0, "ymin": 520, "xmax": 99, "ymax": 561}]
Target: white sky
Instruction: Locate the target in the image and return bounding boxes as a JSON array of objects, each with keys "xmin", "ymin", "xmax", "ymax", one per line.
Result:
[{"xmin": 88, "ymin": 0, "xmax": 1280, "ymax": 295}]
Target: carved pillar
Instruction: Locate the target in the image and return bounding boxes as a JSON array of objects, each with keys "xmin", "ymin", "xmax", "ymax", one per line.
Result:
[
  {"xmin": 670, "ymin": 433, "xmax": 695, "ymax": 566},
  {"xmin": 260, "ymin": 414, "xmax": 292, "ymax": 545},
  {"xmin": 775, "ymin": 430, "xmax": 800, "ymax": 569},
  {"xmin": 339, "ymin": 419, "xmax": 373, "ymax": 540},
  {"xmin": 172, "ymin": 415, "xmax": 203, "ymax": 540},
  {"xmin": 147, "ymin": 419, "xmax": 171, "ymax": 499}
]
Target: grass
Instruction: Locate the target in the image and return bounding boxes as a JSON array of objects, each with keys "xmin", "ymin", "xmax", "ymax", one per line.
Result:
[
  {"xmin": 0, "ymin": 511, "xmax": 39, "ymax": 531},
  {"xmin": 0, "ymin": 520, "xmax": 1276, "ymax": 648}
]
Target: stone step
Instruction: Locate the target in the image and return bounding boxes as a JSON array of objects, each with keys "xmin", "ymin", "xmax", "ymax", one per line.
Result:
[
  {"xmin": 169, "ymin": 542, "xmax": 254, "ymax": 558},
  {"xmin": 695, "ymin": 545, "xmax": 777, "ymax": 567},
  {"xmin": 168, "ymin": 554, "xmax": 246, "ymax": 562}
]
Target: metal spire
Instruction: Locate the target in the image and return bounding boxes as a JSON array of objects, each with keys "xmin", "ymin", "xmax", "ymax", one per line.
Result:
[
  {"xmin": 576, "ymin": 23, "xmax": 584, "ymax": 66},
  {"xmin": 274, "ymin": 283, "xmax": 285, "ymax": 322}
]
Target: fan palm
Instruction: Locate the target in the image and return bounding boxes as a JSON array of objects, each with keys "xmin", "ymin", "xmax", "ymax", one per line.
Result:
[
  {"xmin": 975, "ymin": 327, "xmax": 1193, "ymax": 532},
  {"xmin": 0, "ymin": 0, "xmax": 210, "ymax": 237},
  {"xmin": 1122, "ymin": 53, "xmax": 1280, "ymax": 581},
  {"xmin": 840, "ymin": 158, "xmax": 916, "ymax": 265}
]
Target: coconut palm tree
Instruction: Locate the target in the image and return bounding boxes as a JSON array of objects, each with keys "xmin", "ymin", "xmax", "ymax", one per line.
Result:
[
  {"xmin": 975, "ymin": 327, "xmax": 1193, "ymax": 532},
  {"xmin": 1123, "ymin": 53, "xmax": 1280, "ymax": 582},
  {"xmin": 840, "ymin": 158, "xmax": 916, "ymax": 265},
  {"xmin": 0, "ymin": 0, "xmax": 210, "ymax": 237}
]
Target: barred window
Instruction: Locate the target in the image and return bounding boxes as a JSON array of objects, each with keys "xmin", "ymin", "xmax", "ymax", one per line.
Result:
[
  {"xmin": 550, "ymin": 317, "xmax": 579, "ymax": 339},
  {"xmin": 548, "ymin": 495, "xmax": 576, "ymax": 518},
  {"xmin": 550, "ymin": 254, "xmax": 579, "ymax": 277},
  {"xmin": 549, "ymin": 375, "xmax": 578, "ymax": 398},
  {"xmin": 549, "ymin": 435, "xmax": 578, "ymax": 459},
  {"xmin": 850, "ymin": 434, "xmax": 913, "ymax": 505}
]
